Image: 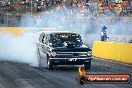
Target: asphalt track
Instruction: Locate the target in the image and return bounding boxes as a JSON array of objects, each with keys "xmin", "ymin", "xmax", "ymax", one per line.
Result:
[{"xmin": 0, "ymin": 58, "xmax": 131, "ymax": 88}]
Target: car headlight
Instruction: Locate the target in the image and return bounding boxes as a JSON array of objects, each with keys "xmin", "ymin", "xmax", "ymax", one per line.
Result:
[
  {"xmin": 87, "ymin": 51, "xmax": 92, "ymax": 56},
  {"xmin": 51, "ymin": 51, "xmax": 57, "ymax": 57}
]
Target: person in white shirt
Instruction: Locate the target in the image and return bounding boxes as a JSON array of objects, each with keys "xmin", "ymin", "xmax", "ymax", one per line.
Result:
[{"xmin": 100, "ymin": 26, "xmax": 109, "ymax": 41}]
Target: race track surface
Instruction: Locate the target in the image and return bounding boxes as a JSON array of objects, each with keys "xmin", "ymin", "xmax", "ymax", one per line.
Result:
[{"xmin": 0, "ymin": 58, "xmax": 131, "ymax": 88}]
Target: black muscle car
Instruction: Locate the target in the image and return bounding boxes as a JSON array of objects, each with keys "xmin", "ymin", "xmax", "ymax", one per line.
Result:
[{"xmin": 36, "ymin": 31, "xmax": 93, "ymax": 70}]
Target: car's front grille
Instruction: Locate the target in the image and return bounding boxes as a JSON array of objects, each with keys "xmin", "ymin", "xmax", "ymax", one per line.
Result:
[{"xmin": 56, "ymin": 52, "xmax": 87, "ymax": 58}]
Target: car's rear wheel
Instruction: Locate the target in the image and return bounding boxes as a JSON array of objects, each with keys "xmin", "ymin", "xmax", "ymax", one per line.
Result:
[
  {"xmin": 47, "ymin": 55, "xmax": 53, "ymax": 70},
  {"xmin": 84, "ymin": 60, "xmax": 91, "ymax": 70}
]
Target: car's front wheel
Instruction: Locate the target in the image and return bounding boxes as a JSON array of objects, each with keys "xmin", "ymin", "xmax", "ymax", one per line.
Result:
[{"xmin": 84, "ymin": 60, "xmax": 91, "ymax": 70}]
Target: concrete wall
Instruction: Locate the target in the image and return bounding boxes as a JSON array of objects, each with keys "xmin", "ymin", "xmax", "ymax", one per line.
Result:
[
  {"xmin": 0, "ymin": 27, "xmax": 27, "ymax": 35},
  {"xmin": 92, "ymin": 41, "xmax": 132, "ymax": 64}
]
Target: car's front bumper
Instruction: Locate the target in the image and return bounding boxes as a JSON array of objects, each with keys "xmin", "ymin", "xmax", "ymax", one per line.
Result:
[{"xmin": 49, "ymin": 57, "xmax": 93, "ymax": 65}]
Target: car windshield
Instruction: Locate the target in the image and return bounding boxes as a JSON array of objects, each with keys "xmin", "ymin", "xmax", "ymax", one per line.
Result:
[{"xmin": 50, "ymin": 33, "xmax": 83, "ymax": 47}]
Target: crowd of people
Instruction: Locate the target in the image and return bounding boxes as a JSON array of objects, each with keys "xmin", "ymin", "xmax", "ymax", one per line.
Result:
[
  {"xmin": 0, "ymin": 0, "xmax": 131, "ymax": 26},
  {"xmin": 0, "ymin": 0, "xmax": 131, "ymax": 16},
  {"xmin": 70, "ymin": 0, "xmax": 132, "ymax": 16},
  {"xmin": 0, "ymin": 0, "xmax": 63, "ymax": 13},
  {"xmin": 0, "ymin": 0, "xmax": 63, "ymax": 26}
]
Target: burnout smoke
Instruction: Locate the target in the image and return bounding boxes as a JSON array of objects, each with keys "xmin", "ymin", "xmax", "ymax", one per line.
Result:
[
  {"xmin": 0, "ymin": 31, "xmax": 39, "ymax": 66},
  {"xmin": 19, "ymin": 7, "xmax": 132, "ymax": 46},
  {"xmin": 0, "ymin": 4, "xmax": 131, "ymax": 66}
]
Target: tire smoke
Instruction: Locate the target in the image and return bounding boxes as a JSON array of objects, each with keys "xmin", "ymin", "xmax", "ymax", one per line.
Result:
[
  {"xmin": 0, "ymin": 31, "xmax": 39, "ymax": 66},
  {"xmin": 0, "ymin": 6, "xmax": 131, "ymax": 66}
]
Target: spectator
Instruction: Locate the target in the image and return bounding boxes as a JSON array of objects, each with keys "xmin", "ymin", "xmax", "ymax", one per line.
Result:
[
  {"xmin": 103, "ymin": 4, "xmax": 110, "ymax": 15},
  {"xmin": 93, "ymin": 2, "xmax": 99, "ymax": 14},
  {"xmin": 97, "ymin": 2, "xmax": 103, "ymax": 14},
  {"xmin": 0, "ymin": 12, "xmax": 4, "ymax": 24},
  {"xmin": 16, "ymin": 13, "xmax": 21, "ymax": 24}
]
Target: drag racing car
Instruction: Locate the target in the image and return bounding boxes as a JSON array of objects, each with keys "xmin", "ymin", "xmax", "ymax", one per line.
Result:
[
  {"xmin": 128, "ymin": 39, "xmax": 132, "ymax": 43},
  {"xmin": 36, "ymin": 31, "xmax": 93, "ymax": 70}
]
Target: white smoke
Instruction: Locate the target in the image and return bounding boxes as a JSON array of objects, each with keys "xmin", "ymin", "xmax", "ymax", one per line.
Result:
[
  {"xmin": 18, "ymin": 8, "xmax": 132, "ymax": 47},
  {"xmin": 0, "ymin": 31, "xmax": 39, "ymax": 66},
  {"xmin": 0, "ymin": 6, "xmax": 131, "ymax": 66},
  {"xmin": 18, "ymin": 8, "xmax": 94, "ymax": 45}
]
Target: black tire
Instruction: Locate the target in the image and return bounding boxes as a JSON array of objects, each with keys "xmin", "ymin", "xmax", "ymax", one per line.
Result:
[
  {"xmin": 84, "ymin": 60, "xmax": 91, "ymax": 70},
  {"xmin": 47, "ymin": 55, "xmax": 53, "ymax": 70}
]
